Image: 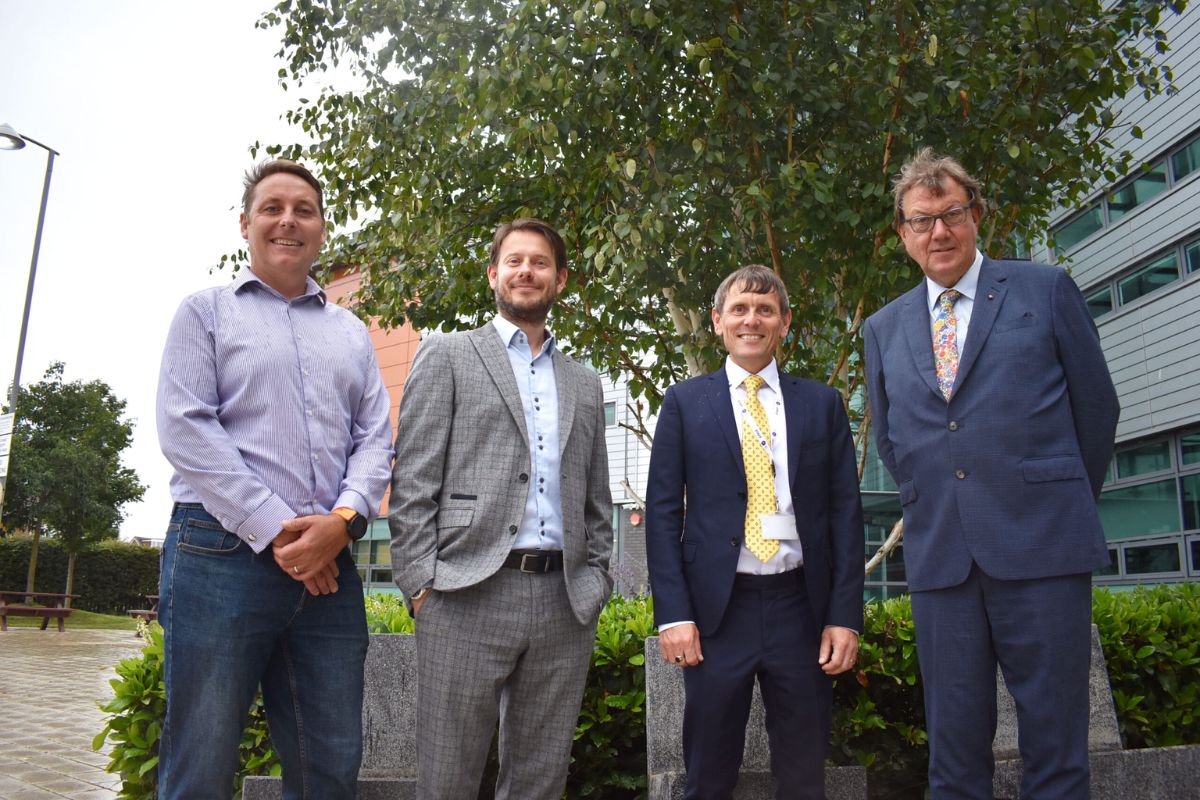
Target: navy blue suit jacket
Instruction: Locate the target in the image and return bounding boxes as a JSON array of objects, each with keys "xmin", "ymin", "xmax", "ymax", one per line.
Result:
[
  {"xmin": 645, "ymin": 368, "xmax": 865, "ymax": 637},
  {"xmin": 862, "ymin": 258, "xmax": 1119, "ymax": 592}
]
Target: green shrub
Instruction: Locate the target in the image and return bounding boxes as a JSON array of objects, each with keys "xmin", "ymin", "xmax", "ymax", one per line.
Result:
[
  {"xmin": 567, "ymin": 593, "xmax": 655, "ymax": 798},
  {"xmin": 1093, "ymin": 583, "xmax": 1200, "ymax": 748},
  {"xmin": 0, "ymin": 536, "xmax": 158, "ymax": 613},
  {"xmin": 95, "ymin": 586, "xmax": 1200, "ymax": 799}
]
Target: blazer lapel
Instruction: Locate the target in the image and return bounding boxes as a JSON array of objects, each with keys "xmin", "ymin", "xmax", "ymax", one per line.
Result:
[
  {"xmin": 468, "ymin": 325, "xmax": 529, "ymax": 440},
  {"xmin": 955, "ymin": 258, "xmax": 1008, "ymax": 394},
  {"xmin": 702, "ymin": 371, "xmax": 743, "ymax": 473},
  {"xmin": 901, "ymin": 285, "xmax": 943, "ymax": 399},
  {"xmin": 552, "ymin": 349, "xmax": 577, "ymax": 456},
  {"xmin": 781, "ymin": 375, "xmax": 806, "ymax": 489}
]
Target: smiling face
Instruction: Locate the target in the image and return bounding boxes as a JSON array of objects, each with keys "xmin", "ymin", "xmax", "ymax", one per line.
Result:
[
  {"xmin": 240, "ymin": 173, "xmax": 326, "ymax": 296},
  {"xmin": 897, "ymin": 179, "xmax": 982, "ymax": 288},
  {"xmin": 487, "ymin": 229, "xmax": 568, "ymax": 324},
  {"xmin": 712, "ymin": 283, "xmax": 791, "ymax": 373}
]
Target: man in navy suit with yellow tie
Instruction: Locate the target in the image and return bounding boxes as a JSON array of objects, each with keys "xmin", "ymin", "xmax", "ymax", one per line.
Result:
[
  {"xmin": 863, "ymin": 149, "xmax": 1119, "ymax": 799},
  {"xmin": 646, "ymin": 265, "xmax": 865, "ymax": 800}
]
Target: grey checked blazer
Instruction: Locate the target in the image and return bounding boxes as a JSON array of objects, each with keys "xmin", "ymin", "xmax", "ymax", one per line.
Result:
[{"xmin": 389, "ymin": 323, "xmax": 614, "ymax": 625}]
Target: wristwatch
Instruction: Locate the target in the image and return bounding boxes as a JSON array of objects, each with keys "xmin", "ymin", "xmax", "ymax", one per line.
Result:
[{"xmin": 332, "ymin": 507, "xmax": 368, "ymax": 541}]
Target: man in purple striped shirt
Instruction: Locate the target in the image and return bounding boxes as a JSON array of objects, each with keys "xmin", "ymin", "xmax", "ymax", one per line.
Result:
[{"xmin": 155, "ymin": 160, "xmax": 393, "ymax": 799}]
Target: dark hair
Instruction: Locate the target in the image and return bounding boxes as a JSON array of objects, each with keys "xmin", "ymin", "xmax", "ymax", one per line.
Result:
[
  {"xmin": 892, "ymin": 147, "xmax": 986, "ymax": 225},
  {"xmin": 242, "ymin": 160, "xmax": 324, "ymax": 218},
  {"xmin": 713, "ymin": 264, "xmax": 790, "ymax": 315},
  {"xmin": 489, "ymin": 218, "xmax": 568, "ymax": 272}
]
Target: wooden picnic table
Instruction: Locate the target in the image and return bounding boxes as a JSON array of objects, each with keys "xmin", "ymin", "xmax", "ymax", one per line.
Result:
[
  {"xmin": 0, "ymin": 591, "xmax": 80, "ymax": 632},
  {"xmin": 127, "ymin": 594, "xmax": 159, "ymax": 624}
]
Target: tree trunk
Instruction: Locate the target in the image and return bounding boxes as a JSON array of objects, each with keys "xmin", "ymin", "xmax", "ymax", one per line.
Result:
[
  {"xmin": 24, "ymin": 528, "xmax": 40, "ymax": 594},
  {"xmin": 64, "ymin": 551, "xmax": 76, "ymax": 608}
]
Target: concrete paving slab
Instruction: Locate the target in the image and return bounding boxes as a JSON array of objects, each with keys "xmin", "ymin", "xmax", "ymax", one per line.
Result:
[{"xmin": 0, "ymin": 629, "xmax": 141, "ymax": 799}]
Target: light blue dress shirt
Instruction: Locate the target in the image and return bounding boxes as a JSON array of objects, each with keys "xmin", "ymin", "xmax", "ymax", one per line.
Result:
[
  {"xmin": 925, "ymin": 249, "xmax": 983, "ymax": 352},
  {"xmin": 492, "ymin": 315, "xmax": 564, "ymax": 551},
  {"xmin": 157, "ymin": 269, "xmax": 394, "ymax": 553}
]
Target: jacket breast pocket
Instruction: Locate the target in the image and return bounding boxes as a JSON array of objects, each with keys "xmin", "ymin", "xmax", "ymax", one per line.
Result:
[
  {"xmin": 1022, "ymin": 456, "xmax": 1085, "ymax": 483},
  {"xmin": 995, "ymin": 312, "xmax": 1038, "ymax": 333}
]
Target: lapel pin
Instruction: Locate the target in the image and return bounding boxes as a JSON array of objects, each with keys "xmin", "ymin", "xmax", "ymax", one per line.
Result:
[{"xmin": 987, "ymin": 292, "xmax": 995, "ymax": 300}]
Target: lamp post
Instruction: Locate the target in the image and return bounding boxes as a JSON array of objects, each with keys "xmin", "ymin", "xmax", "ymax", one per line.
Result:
[{"xmin": 0, "ymin": 123, "xmax": 59, "ymax": 524}]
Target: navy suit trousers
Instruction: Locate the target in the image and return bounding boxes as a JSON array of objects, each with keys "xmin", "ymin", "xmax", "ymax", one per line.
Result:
[{"xmin": 682, "ymin": 570, "xmax": 831, "ymax": 800}]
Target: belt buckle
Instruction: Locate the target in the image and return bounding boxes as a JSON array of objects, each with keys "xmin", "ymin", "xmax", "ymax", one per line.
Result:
[{"xmin": 518, "ymin": 553, "xmax": 539, "ymax": 573}]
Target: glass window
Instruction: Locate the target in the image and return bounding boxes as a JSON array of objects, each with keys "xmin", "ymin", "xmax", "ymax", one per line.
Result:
[
  {"xmin": 1124, "ymin": 541, "xmax": 1182, "ymax": 575},
  {"xmin": 1171, "ymin": 134, "xmax": 1200, "ymax": 181},
  {"xmin": 1054, "ymin": 205, "xmax": 1103, "ymax": 252},
  {"xmin": 1094, "ymin": 548, "xmax": 1119, "ymax": 577},
  {"xmin": 370, "ymin": 568, "xmax": 393, "ymax": 584},
  {"xmin": 1116, "ymin": 440, "xmax": 1172, "ymax": 478},
  {"xmin": 1107, "ymin": 162, "xmax": 1167, "ymax": 221},
  {"xmin": 1183, "ymin": 474, "xmax": 1200, "ymax": 531},
  {"xmin": 862, "ymin": 493, "xmax": 902, "ymax": 543},
  {"xmin": 1117, "ymin": 252, "xmax": 1179, "ymax": 305},
  {"xmin": 1086, "ymin": 287, "xmax": 1113, "ymax": 319},
  {"xmin": 371, "ymin": 541, "xmax": 392, "ymax": 566},
  {"xmin": 1098, "ymin": 478, "xmax": 1180, "ymax": 540},
  {"xmin": 1191, "ymin": 539, "xmax": 1200, "ymax": 573},
  {"xmin": 604, "ymin": 401, "xmax": 616, "ymax": 426},
  {"xmin": 860, "ymin": 438, "xmax": 898, "ymax": 492},
  {"xmin": 1182, "ymin": 431, "xmax": 1200, "ymax": 466},
  {"xmin": 1186, "ymin": 240, "xmax": 1200, "ymax": 275}
]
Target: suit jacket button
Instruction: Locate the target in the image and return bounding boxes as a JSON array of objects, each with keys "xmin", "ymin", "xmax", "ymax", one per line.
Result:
[
  {"xmin": 518, "ymin": 473, "xmax": 529, "ymax": 483},
  {"xmin": 509, "ymin": 525, "xmax": 518, "ymax": 535},
  {"xmin": 730, "ymin": 538, "xmax": 739, "ymax": 547},
  {"xmin": 955, "ymin": 469, "xmax": 966, "ymax": 479},
  {"xmin": 948, "ymin": 421, "xmax": 959, "ymax": 431}
]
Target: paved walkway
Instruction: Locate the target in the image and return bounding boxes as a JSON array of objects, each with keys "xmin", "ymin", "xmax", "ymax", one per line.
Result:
[{"xmin": 0, "ymin": 629, "xmax": 143, "ymax": 799}]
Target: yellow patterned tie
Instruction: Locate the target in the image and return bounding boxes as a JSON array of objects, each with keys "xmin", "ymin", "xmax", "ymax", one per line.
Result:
[{"xmin": 741, "ymin": 375, "xmax": 779, "ymax": 562}]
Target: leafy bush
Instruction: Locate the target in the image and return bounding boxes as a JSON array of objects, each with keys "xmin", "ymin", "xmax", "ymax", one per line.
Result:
[
  {"xmin": 0, "ymin": 536, "xmax": 159, "ymax": 613},
  {"xmin": 95, "ymin": 587, "xmax": 1200, "ymax": 799},
  {"xmin": 1092, "ymin": 583, "xmax": 1200, "ymax": 748},
  {"xmin": 567, "ymin": 593, "xmax": 655, "ymax": 798}
]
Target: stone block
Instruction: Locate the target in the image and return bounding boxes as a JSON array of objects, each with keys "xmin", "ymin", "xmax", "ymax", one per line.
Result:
[
  {"xmin": 994, "ymin": 745, "xmax": 1200, "ymax": 800},
  {"xmin": 242, "ymin": 635, "xmax": 418, "ymax": 800}
]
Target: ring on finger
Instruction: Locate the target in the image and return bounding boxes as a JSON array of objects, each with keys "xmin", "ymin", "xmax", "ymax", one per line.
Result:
[
  {"xmin": 674, "ymin": 654, "xmax": 683, "ymax": 663},
  {"xmin": 292, "ymin": 565, "xmax": 300, "ymax": 575}
]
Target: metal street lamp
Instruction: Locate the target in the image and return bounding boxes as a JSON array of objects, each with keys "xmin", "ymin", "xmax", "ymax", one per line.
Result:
[{"xmin": 0, "ymin": 124, "xmax": 59, "ymax": 524}]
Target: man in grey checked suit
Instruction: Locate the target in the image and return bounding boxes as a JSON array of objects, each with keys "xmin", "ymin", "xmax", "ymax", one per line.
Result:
[{"xmin": 389, "ymin": 218, "xmax": 614, "ymax": 800}]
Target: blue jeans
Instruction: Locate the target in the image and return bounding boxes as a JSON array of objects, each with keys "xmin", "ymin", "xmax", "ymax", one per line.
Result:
[{"xmin": 157, "ymin": 503, "xmax": 368, "ymax": 800}]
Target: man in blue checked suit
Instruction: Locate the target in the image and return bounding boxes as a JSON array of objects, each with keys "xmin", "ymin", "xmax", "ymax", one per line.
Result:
[
  {"xmin": 156, "ymin": 160, "xmax": 393, "ymax": 799},
  {"xmin": 863, "ymin": 149, "xmax": 1119, "ymax": 799},
  {"xmin": 646, "ymin": 265, "xmax": 865, "ymax": 800}
]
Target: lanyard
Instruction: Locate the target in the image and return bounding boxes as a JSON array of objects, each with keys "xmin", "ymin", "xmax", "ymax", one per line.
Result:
[{"xmin": 734, "ymin": 393, "xmax": 779, "ymax": 467}]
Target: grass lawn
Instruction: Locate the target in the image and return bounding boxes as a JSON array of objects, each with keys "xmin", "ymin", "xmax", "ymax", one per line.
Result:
[{"xmin": 3, "ymin": 607, "xmax": 140, "ymax": 631}]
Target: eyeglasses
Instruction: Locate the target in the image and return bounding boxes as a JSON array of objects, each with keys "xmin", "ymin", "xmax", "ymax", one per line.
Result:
[{"xmin": 901, "ymin": 205, "xmax": 972, "ymax": 234}]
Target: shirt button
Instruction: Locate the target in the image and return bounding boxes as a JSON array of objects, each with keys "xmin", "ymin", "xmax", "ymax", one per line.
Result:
[
  {"xmin": 509, "ymin": 525, "xmax": 518, "ymax": 535},
  {"xmin": 955, "ymin": 469, "xmax": 966, "ymax": 479},
  {"xmin": 296, "ymin": 334, "xmax": 304, "ymax": 340},
  {"xmin": 519, "ymin": 473, "xmax": 529, "ymax": 483},
  {"xmin": 730, "ymin": 538, "xmax": 739, "ymax": 547},
  {"xmin": 303, "ymin": 369, "xmax": 310, "ymax": 376},
  {"xmin": 312, "ymin": 454, "xmax": 320, "ymax": 462},
  {"xmin": 307, "ymin": 409, "xmax": 314, "ymax": 417},
  {"xmin": 948, "ymin": 421, "xmax": 959, "ymax": 431}
]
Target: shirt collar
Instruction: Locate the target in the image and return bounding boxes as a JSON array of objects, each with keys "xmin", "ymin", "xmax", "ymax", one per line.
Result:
[
  {"xmin": 234, "ymin": 268, "xmax": 327, "ymax": 305},
  {"xmin": 491, "ymin": 314, "xmax": 556, "ymax": 357},
  {"xmin": 724, "ymin": 356, "xmax": 780, "ymax": 395},
  {"xmin": 925, "ymin": 249, "xmax": 982, "ymax": 312}
]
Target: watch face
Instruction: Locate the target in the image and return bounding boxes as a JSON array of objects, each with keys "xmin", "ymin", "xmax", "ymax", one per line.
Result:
[{"xmin": 348, "ymin": 514, "xmax": 368, "ymax": 541}]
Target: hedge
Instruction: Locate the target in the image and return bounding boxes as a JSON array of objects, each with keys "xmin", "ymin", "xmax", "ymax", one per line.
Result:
[
  {"xmin": 95, "ymin": 585, "xmax": 1200, "ymax": 799},
  {"xmin": 0, "ymin": 536, "xmax": 159, "ymax": 614}
]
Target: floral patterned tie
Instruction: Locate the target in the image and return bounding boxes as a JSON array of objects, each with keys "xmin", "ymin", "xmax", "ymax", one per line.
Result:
[
  {"xmin": 741, "ymin": 375, "xmax": 779, "ymax": 562},
  {"xmin": 933, "ymin": 289, "xmax": 962, "ymax": 400}
]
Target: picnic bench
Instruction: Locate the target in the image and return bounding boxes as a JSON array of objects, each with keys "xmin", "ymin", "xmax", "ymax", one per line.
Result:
[
  {"xmin": 0, "ymin": 591, "xmax": 79, "ymax": 632},
  {"xmin": 127, "ymin": 594, "xmax": 159, "ymax": 623}
]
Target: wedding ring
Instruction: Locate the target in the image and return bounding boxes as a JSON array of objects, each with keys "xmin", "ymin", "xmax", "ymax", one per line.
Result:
[
  {"xmin": 674, "ymin": 655, "xmax": 683, "ymax": 663},
  {"xmin": 292, "ymin": 565, "xmax": 300, "ymax": 575}
]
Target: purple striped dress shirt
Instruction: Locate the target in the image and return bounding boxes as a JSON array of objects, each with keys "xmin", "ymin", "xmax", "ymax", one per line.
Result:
[{"xmin": 156, "ymin": 269, "xmax": 394, "ymax": 553}]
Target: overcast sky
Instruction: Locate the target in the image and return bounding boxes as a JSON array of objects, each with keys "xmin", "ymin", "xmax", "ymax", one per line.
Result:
[{"xmin": 0, "ymin": 1, "xmax": 335, "ymax": 539}]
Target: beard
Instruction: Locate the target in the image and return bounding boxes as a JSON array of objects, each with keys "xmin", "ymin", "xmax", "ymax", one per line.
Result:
[{"xmin": 495, "ymin": 287, "xmax": 557, "ymax": 324}]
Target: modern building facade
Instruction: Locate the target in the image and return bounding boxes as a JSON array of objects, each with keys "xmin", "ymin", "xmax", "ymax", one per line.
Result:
[{"xmin": 1030, "ymin": 5, "xmax": 1200, "ymax": 588}]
